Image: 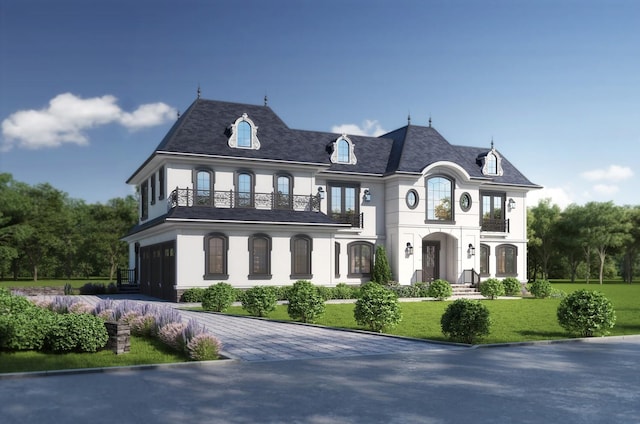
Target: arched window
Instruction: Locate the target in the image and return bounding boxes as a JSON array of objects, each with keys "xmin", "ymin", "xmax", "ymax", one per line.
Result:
[
  {"xmin": 486, "ymin": 152, "xmax": 498, "ymax": 175},
  {"xmin": 496, "ymin": 244, "xmax": 517, "ymax": 276},
  {"xmin": 426, "ymin": 176, "xmax": 453, "ymax": 222},
  {"xmin": 480, "ymin": 244, "xmax": 490, "ymax": 276},
  {"xmin": 249, "ymin": 234, "xmax": 271, "ymax": 278},
  {"xmin": 204, "ymin": 233, "xmax": 228, "ymax": 279},
  {"xmin": 291, "ymin": 235, "xmax": 312, "ymax": 278},
  {"xmin": 237, "ymin": 120, "xmax": 251, "ymax": 147},
  {"xmin": 337, "ymin": 138, "xmax": 350, "ymax": 163},
  {"xmin": 195, "ymin": 169, "xmax": 213, "ymax": 205},
  {"xmin": 236, "ymin": 172, "xmax": 254, "ymax": 208},
  {"xmin": 348, "ymin": 241, "xmax": 373, "ymax": 278},
  {"xmin": 274, "ymin": 174, "xmax": 292, "ymax": 209}
]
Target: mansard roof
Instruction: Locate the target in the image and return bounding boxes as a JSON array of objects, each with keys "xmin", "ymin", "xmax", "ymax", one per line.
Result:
[{"xmin": 134, "ymin": 97, "xmax": 537, "ymax": 187}]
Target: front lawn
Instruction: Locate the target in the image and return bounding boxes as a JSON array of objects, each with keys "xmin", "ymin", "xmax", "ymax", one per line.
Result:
[
  {"xmin": 0, "ymin": 336, "xmax": 187, "ymax": 374},
  {"xmin": 221, "ymin": 283, "xmax": 640, "ymax": 343}
]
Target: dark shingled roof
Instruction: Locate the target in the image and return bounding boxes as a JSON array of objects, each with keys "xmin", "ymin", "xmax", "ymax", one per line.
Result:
[{"xmin": 124, "ymin": 206, "xmax": 347, "ymax": 237}]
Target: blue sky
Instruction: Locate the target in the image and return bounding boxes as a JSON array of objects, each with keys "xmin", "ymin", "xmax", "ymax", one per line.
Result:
[{"xmin": 1, "ymin": 0, "xmax": 639, "ymax": 209}]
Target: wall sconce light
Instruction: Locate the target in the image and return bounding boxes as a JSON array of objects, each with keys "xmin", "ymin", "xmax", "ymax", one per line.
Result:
[
  {"xmin": 508, "ymin": 198, "xmax": 516, "ymax": 211},
  {"xmin": 363, "ymin": 189, "xmax": 371, "ymax": 202},
  {"xmin": 467, "ymin": 243, "xmax": 476, "ymax": 256},
  {"xmin": 405, "ymin": 242, "xmax": 414, "ymax": 256},
  {"xmin": 317, "ymin": 187, "xmax": 325, "ymax": 200}
]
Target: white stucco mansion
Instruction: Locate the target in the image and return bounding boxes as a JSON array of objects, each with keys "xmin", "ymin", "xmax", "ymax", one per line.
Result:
[{"xmin": 122, "ymin": 96, "xmax": 540, "ymax": 301}]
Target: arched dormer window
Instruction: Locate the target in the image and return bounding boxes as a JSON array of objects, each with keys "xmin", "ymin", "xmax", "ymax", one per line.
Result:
[
  {"xmin": 330, "ymin": 135, "xmax": 357, "ymax": 165},
  {"xmin": 478, "ymin": 142, "xmax": 503, "ymax": 176},
  {"xmin": 228, "ymin": 113, "xmax": 260, "ymax": 150}
]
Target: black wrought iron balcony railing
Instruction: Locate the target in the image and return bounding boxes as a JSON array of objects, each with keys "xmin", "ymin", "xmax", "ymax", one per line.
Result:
[
  {"xmin": 481, "ymin": 218, "xmax": 510, "ymax": 233},
  {"xmin": 329, "ymin": 212, "xmax": 363, "ymax": 228},
  {"xmin": 168, "ymin": 188, "xmax": 321, "ymax": 212}
]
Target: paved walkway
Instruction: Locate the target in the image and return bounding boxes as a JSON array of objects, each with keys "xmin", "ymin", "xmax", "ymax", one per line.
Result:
[{"xmin": 38, "ymin": 295, "xmax": 465, "ymax": 361}]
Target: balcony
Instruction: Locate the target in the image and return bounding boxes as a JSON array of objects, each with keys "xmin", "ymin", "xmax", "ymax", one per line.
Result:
[
  {"xmin": 168, "ymin": 187, "xmax": 321, "ymax": 212},
  {"xmin": 329, "ymin": 212, "xmax": 363, "ymax": 228},
  {"xmin": 481, "ymin": 218, "xmax": 510, "ymax": 233}
]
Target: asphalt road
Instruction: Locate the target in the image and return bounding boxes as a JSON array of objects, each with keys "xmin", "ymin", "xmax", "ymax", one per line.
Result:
[{"xmin": 2, "ymin": 336, "xmax": 639, "ymax": 424}]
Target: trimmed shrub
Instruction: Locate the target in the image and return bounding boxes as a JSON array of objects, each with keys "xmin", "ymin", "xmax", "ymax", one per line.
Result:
[
  {"xmin": 241, "ymin": 286, "xmax": 278, "ymax": 317},
  {"xmin": 502, "ymin": 277, "xmax": 522, "ymax": 297},
  {"xmin": 315, "ymin": 285, "xmax": 334, "ymax": 301},
  {"xmin": 46, "ymin": 313, "xmax": 109, "ymax": 353},
  {"xmin": 557, "ymin": 290, "xmax": 616, "ymax": 337},
  {"xmin": 187, "ymin": 333, "xmax": 222, "ymax": 361},
  {"xmin": 181, "ymin": 288, "xmax": 206, "ymax": 303},
  {"xmin": 202, "ymin": 282, "xmax": 236, "ymax": 312},
  {"xmin": 414, "ymin": 282, "xmax": 430, "ymax": 298},
  {"xmin": 354, "ymin": 282, "xmax": 402, "ymax": 332},
  {"xmin": 479, "ymin": 278, "xmax": 505, "ymax": 299},
  {"xmin": 0, "ymin": 306, "xmax": 56, "ymax": 351},
  {"xmin": 441, "ymin": 298, "xmax": 491, "ymax": 344},
  {"xmin": 287, "ymin": 280, "xmax": 325, "ymax": 323},
  {"xmin": 371, "ymin": 245, "xmax": 392, "ymax": 285},
  {"xmin": 527, "ymin": 279, "xmax": 553, "ymax": 299},
  {"xmin": 427, "ymin": 279, "xmax": 453, "ymax": 301},
  {"xmin": 333, "ymin": 283, "xmax": 357, "ymax": 300}
]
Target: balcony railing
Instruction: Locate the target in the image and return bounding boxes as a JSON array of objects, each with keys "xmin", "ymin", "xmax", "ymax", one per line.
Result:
[
  {"xmin": 481, "ymin": 218, "xmax": 509, "ymax": 232},
  {"xmin": 169, "ymin": 187, "xmax": 321, "ymax": 212},
  {"xmin": 330, "ymin": 212, "xmax": 363, "ymax": 228}
]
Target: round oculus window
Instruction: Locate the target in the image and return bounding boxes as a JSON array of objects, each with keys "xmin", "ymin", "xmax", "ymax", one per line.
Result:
[
  {"xmin": 406, "ymin": 189, "xmax": 419, "ymax": 209},
  {"xmin": 460, "ymin": 192, "xmax": 472, "ymax": 212}
]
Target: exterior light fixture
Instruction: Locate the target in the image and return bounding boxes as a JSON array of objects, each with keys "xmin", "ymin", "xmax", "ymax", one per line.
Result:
[
  {"xmin": 363, "ymin": 189, "xmax": 371, "ymax": 202},
  {"xmin": 468, "ymin": 243, "xmax": 476, "ymax": 256},
  {"xmin": 405, "ymin": 242, "xmax": 414, "ymax": 256},
  {"xmin": 508, "ymin": 198, "xmax": 516, "ymax": 211},
  {"xmin": 317, "ymin": 187, "xmax": 325, "ymax": 200}
]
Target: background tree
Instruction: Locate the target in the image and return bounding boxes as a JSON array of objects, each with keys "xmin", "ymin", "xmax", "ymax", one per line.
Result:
[
  {"xmin": 528, "ymin": 199, "xmax": 561, "ymax": 280},
  {"xmin": 621, "ymin": 206, "xmax": 640, "ymax": 283}
]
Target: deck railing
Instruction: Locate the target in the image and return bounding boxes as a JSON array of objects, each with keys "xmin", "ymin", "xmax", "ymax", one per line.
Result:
[{"xmin": 117, "ymin": 268, "xmax": 138, "ymax": 288}]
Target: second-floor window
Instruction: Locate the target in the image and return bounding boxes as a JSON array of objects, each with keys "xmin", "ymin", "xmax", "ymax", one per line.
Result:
[
  {"xmin": 481, "ymin": 192, "xmax": 506, "ymax": 231},
  {"xmin": 329, "ymin": 183, "xmax": 359, "ymax": 226},
  {"xmin": 275, "ymin": 174, "xmax": 292, "ymax": 209},
  {"xmin": 140, "ymin": 180, "xmax": 149, "ymax": 220},
  {"xmin": 195, "ymin": 170, "xmax": 213, "ymax": 205},
  {"xmin": 236, "ymin": 172, "xmax": 254, "ymax": 208},
  {"xmin": 426, "ymin": 176, "xmax": 453, "ymax": 222}
]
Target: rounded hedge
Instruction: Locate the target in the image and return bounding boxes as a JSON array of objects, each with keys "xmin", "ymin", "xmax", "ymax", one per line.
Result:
[
  {"xmin": 441, "ymin": 298, "xmax": 491, "ymax": 344},
  {"xmin": 241, "ymin": 286, "xmax": 278, "ymax": 317},
  {"xmin": 479, "ymin": 278, "xmax": 505, "ymax": 300},
  {"xmin": 354, "ymin": 282, "xmax": 402, "ymax": 332},
  {"xmin": 427, "ymin": 279, "xmax": 453, "ymax": 301},
  {"xmin": 287, "ymin": 280, "xmax": 325, "ymax": 323},
  {"xmin": 502, "ymin": 277, "xmax": 522, "ymax": 297},
  {"xmin": 557, "ymin": 289, "xmax": 616, "ymax": 337},
  {"xmin": 202, "ymin": 282, "xmax": 236, "ymax": 312},
  {"xmin": 46, "ymin": 313, "xmax": 109, "ymax": 353},
  {"xmin": 527, "ymin": 279, "xmax": 553, "ymax": 299}
]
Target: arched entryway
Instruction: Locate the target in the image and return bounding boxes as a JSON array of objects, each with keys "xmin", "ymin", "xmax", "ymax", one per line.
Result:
[{"xmin": 421, "ymin": 233, "xmax": 458, "ymax": 283}]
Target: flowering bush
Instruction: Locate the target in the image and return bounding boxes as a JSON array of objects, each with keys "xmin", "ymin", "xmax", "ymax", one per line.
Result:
[
  {"xmin": 187, "ymin": 333, "xmax": 221, "ymax": 361},
  {"xmin": 158, "ymin": 322, "xmax": 188, "ymax": 351},
  {"xmin": 129, "ymin": 314, "xmax": 156, "ymax": 337}
]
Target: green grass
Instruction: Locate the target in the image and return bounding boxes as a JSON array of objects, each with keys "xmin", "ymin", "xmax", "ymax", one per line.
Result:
[
  {"xmin": 0, "ymin": 336, "xmax": 187, "ymax": 374},
  {"xmin": 218, "ymin": 283, "xmax": 640, "ymax": 344}
]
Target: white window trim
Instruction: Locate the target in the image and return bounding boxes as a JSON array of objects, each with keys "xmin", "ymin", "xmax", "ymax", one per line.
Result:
[
  {"xmin": 481, "ymin": 148, "xmax": 503, "ymax": 176},
  {"xmin": 228, "ymin": 113, "xmax": 261, "ymax": 150}
]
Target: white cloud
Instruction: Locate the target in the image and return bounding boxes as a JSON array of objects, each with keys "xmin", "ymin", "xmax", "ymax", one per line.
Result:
[
  {"xmin": 581, "ymin": 165, "xmax": 633, "ymax": 182},
  {"xmin": 1, "ymin": 93, "xmax": 176, "ymax": 151},
  {"xmin": 592, "ymin": 184, "xmax": 620, "ymax": 195},
  {"xmin": 527, "ymin": 186, "xmax": 574, "ymax": 210},
  {"xmin": 331, "ymin": 119, "xmax": 386, "ymax": 137}
]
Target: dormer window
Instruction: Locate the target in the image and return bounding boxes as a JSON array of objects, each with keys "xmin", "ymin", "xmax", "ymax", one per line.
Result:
[
  {"xmin": 330, "ymin": 135, "xmax": 357, "ymax": 164},
  {"xmin": 479, "ymin": 142, "xmax": 503, "ymax": 176},
  {"xmin": 228, "ymin": 113, "xmax": 260, "ymax": 150}
]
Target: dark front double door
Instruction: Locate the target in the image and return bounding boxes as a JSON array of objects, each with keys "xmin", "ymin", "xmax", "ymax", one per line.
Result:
[{"xmin": 422, "ymin": 241, "xmax": 440, "ymax": 282}]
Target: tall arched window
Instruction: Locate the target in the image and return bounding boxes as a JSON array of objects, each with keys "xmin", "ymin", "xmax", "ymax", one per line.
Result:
[
  {"xmin": 480, "ymin": 244, "xmax": 490, "ymax": 276},
  {"xmin": 236, "ymin": 172, "xmax": 254, "ymax": 208},
  {"xmin": 204, "ymin": 233, "xmax": 228, "ymax": 279},
  {"xmin": 195, "ymin": 169, "xmax": 213, "ymax": 205},
  {"xmin": 249, "ymin": 234, "xmax": 271, "ymax": 279},
  {"xmin": 337, "ymin": 138, "xmax": 350, "ymax": 163},
  {"xmin": 275, "ymin": 174, "xmax": 292, "ymax": 209},
  {"xmin": 426, "ymin": 176, "xmax": 453, "ymax": 222},
  {"xmin": 486, "ymin": 152, "xmax": 498, "ymax": 175},
  {"xmin": 347, "ymin": 241, "xmax": 373, "ymax": 278},
  {"xmin": 237, "ymin": 120, "xmax": 251, "ymax": 147},
  {"xmin": 496, "ymin": 244, "xmax": 517, "ymax": 276},
  {"xmin": 291, "ymin": 235, "xmax": 312, "ymax": 278}
]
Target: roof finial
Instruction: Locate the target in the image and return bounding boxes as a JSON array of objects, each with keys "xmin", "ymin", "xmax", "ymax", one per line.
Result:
[
  {"xmin": 491, "ymin": 137, "xmax": 494, "ymax": 149},
  {"xmin": 197, "ymin": 85, "xmax": 201, "ymax": 99},
  {"xmin": 176, "ymin": 110, "xmax": 180, "ymax": 119},
  {"xmin": 428, "ymin": 115, "xmax": 432, "ymax": 128},
  {"xmin": 264, "ymin": 94, "xmax": 268, "ymax": 107},
  {"xmin": 407, "ymin": 111, "xmax": 411, "ymax": 126}
]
